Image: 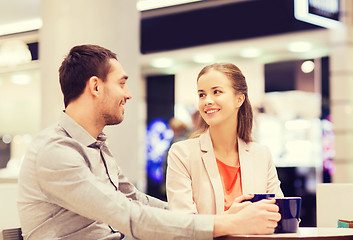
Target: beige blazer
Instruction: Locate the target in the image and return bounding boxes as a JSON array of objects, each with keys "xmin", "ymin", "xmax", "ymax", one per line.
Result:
[{"xmin": 166, "ymin": 130, "xmax": 283, "ymax": 214}]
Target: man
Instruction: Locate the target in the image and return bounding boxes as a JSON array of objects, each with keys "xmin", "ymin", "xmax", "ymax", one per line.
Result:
[{"xmin": 18, "ymin": 44, "xmax": 280, "ymax": 240}]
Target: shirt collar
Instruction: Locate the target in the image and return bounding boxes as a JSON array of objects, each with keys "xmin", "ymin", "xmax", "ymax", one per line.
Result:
[{"xmin": 59, "ymin": 111, "xmax": 106, "ymax": 147}]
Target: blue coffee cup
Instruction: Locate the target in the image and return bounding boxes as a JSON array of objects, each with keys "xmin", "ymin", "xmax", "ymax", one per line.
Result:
[
  {"xmin": 274, "ymin": 197, "xmax": 302, "ymax": 233},
  {"xmin": 250, "ymin": 193, "xmax": 275, "ymax": 202}
]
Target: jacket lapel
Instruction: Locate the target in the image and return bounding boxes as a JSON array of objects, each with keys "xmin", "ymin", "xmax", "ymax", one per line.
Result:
[
  {"xmin": 199, "ymin": 130, "xmax": 224, "ymax": 213},
  {"xmin": 238, "ymin": 138, "xmax": 253, "ymax": 194}
]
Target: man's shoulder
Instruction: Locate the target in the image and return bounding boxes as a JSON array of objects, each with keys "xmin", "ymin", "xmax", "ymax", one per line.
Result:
[
  {"xmin": 31, "ymin": 124, "xmax": 70, "ymax": 149},
  {"xmin": 24, "ymin": 123, "xmax": 90, "ymax": 169},
  {"xmin": 26, "ymin": 123, "xmax": 84, "ymax": 161}
]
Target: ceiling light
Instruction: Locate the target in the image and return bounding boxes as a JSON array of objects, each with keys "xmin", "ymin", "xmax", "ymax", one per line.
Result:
[
  {"xmin": 301, "ymin": 60, "xmax": 315, "ymax": 73},
  {"xmin": 13, "ymin": 135, "xmax": 23, "ymax": 145},
  {"xmin": 2, "ymin": 135, "xmax": 12, "ymax": 144},
  {"xmin": 0, "ymin": 39, "xmax": 32, "ymax": 67},
  {"xmin": 137, "ymin": 0, "xmax": 203, "ymax": 11},
  {"xmin": 151, "ymin": 57, "xmax": 174, "ymax": 68},
  {"xmin": 345, "ymin": 105, "xmax": 352, "ymax": 115},
  {"xmin": 0, "ymin": 18, "xmax": 42, "ymax": 36},
  {"xmin": 10, "ymin": 73, "xmax": 32, "ymax": 85},
  {"xmin": 287, "ymin": 41, "xmax": 312, "ymax": 53},
  {"xmin": 22, "ymin": 134, "xmax": 33, "ymax": 144},
  {"xmin": 285, "ymin": 119, "xmax": 310, "ymax": 130},
  {"xmin": 192, "ymin": 53, "xmax": 215, "ymax": 63},
  {"xmin": 240, "ymin": 48, "xmax": 262, "ymax": 58}
]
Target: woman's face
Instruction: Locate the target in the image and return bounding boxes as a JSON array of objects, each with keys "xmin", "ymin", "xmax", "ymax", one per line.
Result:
[{"xmin": 197, "ymin": 69, "xmax": 244, "ymax": 128}]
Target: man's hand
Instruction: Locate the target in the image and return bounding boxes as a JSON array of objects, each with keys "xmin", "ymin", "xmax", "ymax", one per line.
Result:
[{"xmin": 213, "ymin": 198, "xmax": 281, "ymax": 237}]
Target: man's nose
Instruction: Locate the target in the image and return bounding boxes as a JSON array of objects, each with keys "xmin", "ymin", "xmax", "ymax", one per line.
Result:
[{"xmin": 125, "ymin": 86, "xmax": 132, "ymax": 100}]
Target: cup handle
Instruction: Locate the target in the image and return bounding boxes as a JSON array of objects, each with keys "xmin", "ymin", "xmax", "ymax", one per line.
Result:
[{"xmin": 298, "ymin": 218, "xmax": 302, "ymax": 227}]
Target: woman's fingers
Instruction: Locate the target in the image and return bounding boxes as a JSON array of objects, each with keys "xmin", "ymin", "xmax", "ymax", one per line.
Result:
[{"xmin": 233, "ymin": 194, "xmax": 254, "ymax": 203}]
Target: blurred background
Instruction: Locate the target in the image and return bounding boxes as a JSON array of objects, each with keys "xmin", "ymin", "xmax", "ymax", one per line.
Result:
[{"xmin": 0, "ymin": 0, "xmax": 352, "ymax": 228}]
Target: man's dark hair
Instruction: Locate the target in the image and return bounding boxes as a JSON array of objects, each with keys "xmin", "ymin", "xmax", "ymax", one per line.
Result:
[{"xmin": 59, "ymin": 44, "xmax": 117, "ymax": 108}]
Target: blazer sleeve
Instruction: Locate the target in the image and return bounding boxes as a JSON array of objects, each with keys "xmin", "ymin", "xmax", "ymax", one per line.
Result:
[
  {"xmin": 166, "ymin": 142, "xmax": 198, "ymax": 214},
  {"xmin": 265, "ymin": 146, "xmax": 284, "ymax": 197}
]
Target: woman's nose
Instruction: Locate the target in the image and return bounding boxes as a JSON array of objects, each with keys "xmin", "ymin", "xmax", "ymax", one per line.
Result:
[{"xmin": 204, "ymin": 95, "xmax": 214, "ymax": 105}]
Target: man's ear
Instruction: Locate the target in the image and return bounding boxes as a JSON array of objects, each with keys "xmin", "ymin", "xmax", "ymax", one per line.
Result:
[{"xmin": 87, "ymin": 76, "xmax": 100, "ymax": 97}]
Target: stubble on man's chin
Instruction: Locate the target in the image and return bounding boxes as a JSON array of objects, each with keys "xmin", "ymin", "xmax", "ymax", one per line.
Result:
[{"xmin": 103, "ymin": 114, "xmax": 124, "ymax": 126}]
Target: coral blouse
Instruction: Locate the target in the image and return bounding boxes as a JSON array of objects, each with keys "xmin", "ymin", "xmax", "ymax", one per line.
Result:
[{"xmin": 216, "ymin": 158, "xmax": 243, "ymax": 211}]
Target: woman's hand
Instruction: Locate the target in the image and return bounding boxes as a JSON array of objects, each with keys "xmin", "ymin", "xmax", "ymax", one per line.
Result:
[{"xmin": 225, "ymin": 194, "xmax": 254, "ymax": 214}]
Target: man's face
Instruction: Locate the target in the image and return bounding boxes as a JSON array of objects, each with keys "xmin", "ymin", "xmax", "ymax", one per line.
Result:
[{"xmin": 99, "ymin": 59, "xmax": 132, "ymax": 126}]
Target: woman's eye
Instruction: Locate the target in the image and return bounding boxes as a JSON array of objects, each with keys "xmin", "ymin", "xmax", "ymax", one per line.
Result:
[
  {"xmin": 199, "ymin": 93, "xmax": 205, "ymax": 98},
  {"xmin": 214, "ymin": 90, "xmax": 221, "ymax": 94}
]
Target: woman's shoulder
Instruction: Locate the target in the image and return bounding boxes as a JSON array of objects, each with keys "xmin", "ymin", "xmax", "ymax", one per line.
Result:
[
  {"xmin": 244, "ymin": 140, "xmax": 270, "ymax": 153},
  {"xmin": 168, "ymin": 136, "xmax": 204, "ymax": 167},
  {"xmin": 170, "ymin": 137, "xmax": 200, "ymax": 150},
  {"xmin": 168, "ymin": 135, "xmax": 204, "ymax": 158}
]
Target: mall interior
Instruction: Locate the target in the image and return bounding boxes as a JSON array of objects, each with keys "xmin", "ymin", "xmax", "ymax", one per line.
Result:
[{"xmin": 0, "ymin": 0, "xmax": 353, "ymax": 234}]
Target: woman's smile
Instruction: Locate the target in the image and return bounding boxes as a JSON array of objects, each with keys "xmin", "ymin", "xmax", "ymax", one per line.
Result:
[{"xmin": 204, "ymin": 108, "xmax": 220, "ymax": 115}]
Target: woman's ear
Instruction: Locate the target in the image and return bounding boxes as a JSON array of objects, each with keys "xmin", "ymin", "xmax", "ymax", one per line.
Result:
[
  {"xmin": 87, "ymin": 76, "xmax": 100, "ymax": 97},
  {"xmin": 236, "ymin": 94, "xmax": 245, "ymax": 108}
]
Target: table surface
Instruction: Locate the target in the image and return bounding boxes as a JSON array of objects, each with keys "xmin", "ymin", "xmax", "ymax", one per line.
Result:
[{"xmin": 216, "ymin": 227, "xmax": 353, "ymax": 240}]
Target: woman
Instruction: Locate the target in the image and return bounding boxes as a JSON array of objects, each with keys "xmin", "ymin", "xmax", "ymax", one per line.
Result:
[{"xmin": 166, "ymin": 63, "xmax": 283, "ymax": 214}]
